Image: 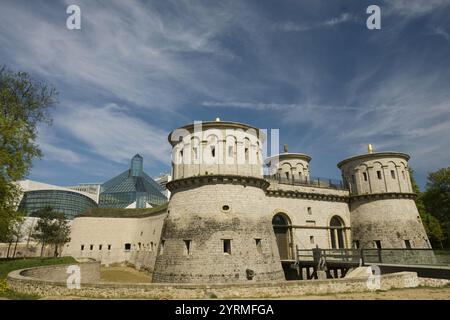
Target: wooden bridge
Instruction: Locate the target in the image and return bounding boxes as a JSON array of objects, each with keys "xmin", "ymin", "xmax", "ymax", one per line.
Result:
[{"xmin": 286, "ymin": 246, "xmax": 439, "ymax": 280}]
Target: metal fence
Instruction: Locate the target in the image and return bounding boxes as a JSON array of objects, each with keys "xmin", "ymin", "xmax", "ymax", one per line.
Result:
[
  {"xmin": 296, "ymin": 247, "xmax": 449, "ymax": 267},
  {"xmin": 264, "ymin": 175, "xmax": 346, "ymax": 190}
]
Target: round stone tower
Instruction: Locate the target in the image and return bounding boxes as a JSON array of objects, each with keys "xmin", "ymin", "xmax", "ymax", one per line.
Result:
[
  {"xmin": 265, "ymin": 151, "xmax": 311, "ymax": 182},
  {"xmin": 152, "ymin": 120, "xmax": 285, "ymax": 283},
  {"xmin": 337, "ymin": 148, "xmax": 431, "ymax": 249}
]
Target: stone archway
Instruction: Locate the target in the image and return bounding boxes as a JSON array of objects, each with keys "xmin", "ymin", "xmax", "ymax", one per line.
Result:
[{"xmin": 272, "ymin": 213, "xmax": 293, "ymax": 260}]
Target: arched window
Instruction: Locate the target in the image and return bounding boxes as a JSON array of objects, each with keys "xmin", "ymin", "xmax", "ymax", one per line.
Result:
[
  {"xmin": 191, "ymin": 137, "xmax": 200, "ymax": 162},
  {"xmin": 244, "ymin": 137, "xmax": 250, "ymax": 164},
  {"xmin": 330, "ymin": 216, "xmax": 345, "ymax": 249}
]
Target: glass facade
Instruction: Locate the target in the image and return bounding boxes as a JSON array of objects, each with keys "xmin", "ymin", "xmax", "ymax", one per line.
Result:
[
  {"xmin": 98, "ymin": 154, "xmax": 168, "ymax": 208},
  {"xmin": 18, "ymin": 190, "xmax": 98, "ymax": 219}
]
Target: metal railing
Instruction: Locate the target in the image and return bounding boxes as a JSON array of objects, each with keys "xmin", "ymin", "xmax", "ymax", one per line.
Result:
[
  {"xmin": 264, "ymin": 175, "xmax": 347, "ymax": 190},
  {"xmin": 296, "ymin": 247, "xmax": 446, "ymax": 267}
]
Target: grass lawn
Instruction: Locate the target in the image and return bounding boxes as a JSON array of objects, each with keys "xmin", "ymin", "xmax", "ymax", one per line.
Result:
[{"xmin": 0, "ymin": 256, "xmax": 76, "ymax": 300}]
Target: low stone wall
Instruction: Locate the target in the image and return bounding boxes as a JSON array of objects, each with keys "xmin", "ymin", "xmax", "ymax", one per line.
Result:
[
  {"xmin": 17, "ymin": 262, "xmax": 100, "ymax": 284},
  {"xmin": 8, "ymin": 266, "xmax": 420, "ymax": 299},
  {"xmin": 418, "ymin": 277, "xmax": 450, "ymax": 287}
]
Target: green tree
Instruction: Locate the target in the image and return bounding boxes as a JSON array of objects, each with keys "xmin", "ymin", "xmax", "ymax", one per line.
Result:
[
  {"xmin": 0, "ymin": 65, "xmax": 57, "ymax": 241},
  {"xmin": 421, "ymin": 167, "xmax": 450, "ymax": 248},
  {"xmin": 3, "ymin": 211, "xmax": 25, "ymax": 258},
  {"xmin": 31, "ymin": 207, "xmax": 71, "ymax": 257},
  {"xmin": 409, "ymin": 168, "xmax": 445, "ymax": 248}
]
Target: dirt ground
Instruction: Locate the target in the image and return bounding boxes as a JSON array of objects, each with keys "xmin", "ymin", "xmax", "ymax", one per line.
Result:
[
  {"xmin": 38, "ymin": 286, "xmax": 450, "ymax": 300},
  {"xmin": 277, "ymin": 286, "xmax": 450, "ymax": 300},
  {"xmin": 100, "ymin": 266, "xmax": 152, "ymax": 283}
]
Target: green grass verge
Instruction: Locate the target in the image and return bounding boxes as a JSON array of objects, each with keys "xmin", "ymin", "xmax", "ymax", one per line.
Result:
[{"xmin": 0, "ymin": 256, "xmax": 77, "ymax": 300}]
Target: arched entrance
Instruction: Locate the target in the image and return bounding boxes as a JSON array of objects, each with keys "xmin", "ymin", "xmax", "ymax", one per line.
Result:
[
  {"xmin": 330, "ymin": 216, "xmax": 346, "ymax": 249},
  {"xmin": 272, "ymin": 213, "xmax": 293, "ymax": 260}
]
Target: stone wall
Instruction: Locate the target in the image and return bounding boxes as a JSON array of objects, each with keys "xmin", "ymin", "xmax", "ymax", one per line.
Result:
[
  {"xmin": 338, "ymin": 153, "xmax": 412, "ymax": 195},
  {"xmin": 63, "ymin": 212, "xmax": 166, "ymax": 271},
  {"xmin": 266, "ymin": 153, "xmax": 311, "ymax": 180},
  {"xmin": 153, "ymin": 183, "xmax": 285, "ymax": 283},
  {"xmin": 171, "ymin": 122, "xmax": 264, "ymax": 180},
  {"xmin": 350, "ymin": 198, "xmax": 431, "ymax": 249},
  {"xmin": 265, "ymin": 192, "xmax": 351, "ymax": 251},
  {"xmin": 7, "ymin": 268, "xmax": 420, "ymax": 299}
]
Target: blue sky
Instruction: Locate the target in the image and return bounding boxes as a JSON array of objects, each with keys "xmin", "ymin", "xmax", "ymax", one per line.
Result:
[{"xmin": 1, "ymin": 0, "xmax": 449, "ymax": 189}]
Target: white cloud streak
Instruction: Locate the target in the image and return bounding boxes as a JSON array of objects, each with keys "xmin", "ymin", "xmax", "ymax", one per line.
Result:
[
  {"xmin": 202, "ymin": 101, "xmax": 360, "ymax": 111},
  {"xmin": 385, "ymin": 0, "xmax": 450, "ymax": 18},
  {"xmin": 274, "ymin": 13, "xmax": 354, "ymax": 32},
  {"xmin": 0, "ymin": 0, "xmax": 242, "ymax": 109},
  {"xmin": 433, "ymin": 27, "xmax": 450, "ymax": 42},
  {"xmin": 53, "ymin": 103, "xmax": 171, "ymax": 165}
]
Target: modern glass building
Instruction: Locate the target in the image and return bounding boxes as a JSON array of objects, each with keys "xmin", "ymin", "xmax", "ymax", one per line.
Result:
[
  {"xmin": 17, "ymin": 180, "xmax": 98, "ymax": 219},
  {"xmin": 98, "ymin": 154, "xmax": 167, "ymax": 208}
]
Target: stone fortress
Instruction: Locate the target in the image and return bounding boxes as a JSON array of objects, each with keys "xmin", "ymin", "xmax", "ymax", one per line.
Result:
[{"xmin": 63, "ymin": 119, "xmax": 431, "ymax": 283}]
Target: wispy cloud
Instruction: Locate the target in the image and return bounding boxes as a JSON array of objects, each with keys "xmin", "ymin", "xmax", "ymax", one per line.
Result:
[
  {"xmin": 385, "ymin": 0, "xmax": 450, "ymax": 18},
  {"xmin": 433, "ymin": 27, "xmax": 450, "ymax": 42},
  {"xmin": 274, "ymin": 13, "xmax": 355, "ymax": 32},
  {"xmin": 1, "ymin": 0, "xmax": 449, "ymax": 187},
  {"xmin": 0, "ymin": 0, "xmax": 241, "ymax": 110},
  {"xmin": 38, "ymin": 142, "xmax": 82, "ymax": 164},
  {"xmin": 53, "ymin": 103, "xmax": 171, "ymax": 165},
  {"xmin": 202, "ymin": 101, "xmax": 359, "ymax": 112}
]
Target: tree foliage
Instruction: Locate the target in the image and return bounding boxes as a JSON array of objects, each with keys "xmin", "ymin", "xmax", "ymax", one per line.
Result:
[
  {"xmin": 0, "ymin": 65, "xmax": 57, "ymax": 241},
  {"xmin": 31, "ymin": 207, "xmax": 71, "ymax": 257},
  {"xmin": 421, "ymin": 167, "xmax": 450, "ymax": 248},
  {"xmin": 410, "ymin": 169, "xmax": 450, "ymax": 248}
]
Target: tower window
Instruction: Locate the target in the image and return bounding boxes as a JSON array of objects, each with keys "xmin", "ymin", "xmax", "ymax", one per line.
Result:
[
  {"xmin": 228, "ymin": 146, "xmax": 233, "ymax": 157},
  {"xmin": 404, "ymin": 240, "xmax": 411, "ymax": 249},
  {"xmin": 363, "ymin": 172, "xmax": 368, "ymax": 181},
  {"xmin": 285, "ymin": 172, "xmax": 289, "ymax": 179},
  {"xmin": 150, "ymin": 242, "xmax": 154, "ymax": 251},
  {"xmin": 90, "ymin": 244, "xmax": 94, "ymax": 250},
  {"xmin": 374, "ymin": 240, "xmax": 382, "ymax": 249},
  {"xmin": 223, "ymin": 239, "xmax": 232, "ymax": 255},
  {"xmin": 307, "ymin": 207, "xmax": 312, "ymax": 215},
  {"xmin": 310, "ymin": 236, "xmax": 315, "ymax": 244},
  {"xmin": 99, "ymin": 245, "xmax": 102, "ymax": 250},
  {"xmin": 193, "ymin": 147, "xmax": 198, "ymax": 160},
  {"xmin": 211, "ymin": 145, "xmax": 216, "ymax": 157},
  {"xmin": 108, "ymin": 244, "xmax": 111, "ymax": 250},
  {"xmin": 402, "ymin": 171, "xmax": 406, "ymax": 179},
  {"xmin": 184, "ymin": 240, "xmax": 192, "ymax": 255},
  {"xmin": 81, "ymin": 245, "xmax": 84, "ymax": 251},
  {"xmin": 391, "ymin": 170, "xmax": 396, "ymax": 179},
  {"xmin": 353, "ymin": 240, "xmax": 360, "ymax": 249},
  {"xmin": 124, "ymin": 243, "xmax": 131, "ymax": 251},
  {"xmin": 159, "ymin": 240, "xmax": 165, "ymax": 255},
  {"xmin": 377, "ymin": 171, "xmax": 382, "ymax": 179},
  {"xmin": 245, "ymin": 148, "xmax": 249, "ymax": 162},
  {"xmin": 255, "ymin": 239, "xmax": 262, "ymax": 253}
]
